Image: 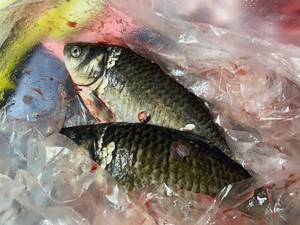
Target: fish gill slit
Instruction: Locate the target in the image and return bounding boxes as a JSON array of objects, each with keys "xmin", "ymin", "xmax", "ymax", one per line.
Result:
[
  {"xmin": 85, "ymin": 63, "xmax": 93, "ymax": 76},
  {"xmin": 88, "ymin": 65, "xmax": 94, "ymax": 78}
]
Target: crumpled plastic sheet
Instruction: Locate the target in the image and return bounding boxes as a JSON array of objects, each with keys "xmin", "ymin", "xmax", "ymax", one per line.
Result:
[
  {"xmin": 0, "ymin": 0, "xmax": 50, "ymax": 46},
  {"xmin": 1, "ymin": 0, "xmax": 300, "ymax": 224},
  {"xmin": 0, "ymin": 0, "xmax": 28, "ymax": 46},
  {"xmin": 107, "ymin": 0, "xmax": 300, "ymax": 223},
  {"xmin": 106, "ymin": 0, "xmax": 300, "ymax": 153},
  {"xmin": 107, "ymin": 0, "xmax": 300, "ymax": 46},
  {"xmin": 0, "ymin": 130, "xmax": 155, "ymax": 225}
]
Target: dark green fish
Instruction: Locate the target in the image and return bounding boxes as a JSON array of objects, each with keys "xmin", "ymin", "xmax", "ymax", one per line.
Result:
[
  {"xmin": 63, "ymin": 43, "xmax": 232, "ymax": 157},
  {"xmin": 60, "ymin": 123, "xmax": 250, "ymax": 196}
]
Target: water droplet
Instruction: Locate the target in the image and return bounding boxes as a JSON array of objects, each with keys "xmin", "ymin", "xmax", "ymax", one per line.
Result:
[{"xmin": 138, "ymin": 111, "xmax": 151, "ymax": 123}]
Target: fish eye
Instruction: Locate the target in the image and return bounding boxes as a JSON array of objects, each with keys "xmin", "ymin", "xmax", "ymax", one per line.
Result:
[{"xmin": 70, "ymin": 46, "xmax": 82, "ymax": 58}]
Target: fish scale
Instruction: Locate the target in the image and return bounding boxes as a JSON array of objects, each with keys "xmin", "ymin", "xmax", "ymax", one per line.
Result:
[
  {"xmin": 61, "ymin": 123, "xmax": 251, "ymax": 196},
  {"xmin": 63, "ymin": 43, "xmax": 232, "ymax": 157}
]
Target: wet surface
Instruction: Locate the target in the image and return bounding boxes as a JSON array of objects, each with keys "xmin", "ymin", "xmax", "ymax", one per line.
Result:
[{"xmin": 6, "ymin": 44, "xmax": 68, "ymax": 121}]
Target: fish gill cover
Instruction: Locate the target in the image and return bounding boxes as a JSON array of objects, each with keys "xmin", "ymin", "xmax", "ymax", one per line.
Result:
[{"xmin": 0, "ymin": 0, "xmax": 300, "ymax": 224}]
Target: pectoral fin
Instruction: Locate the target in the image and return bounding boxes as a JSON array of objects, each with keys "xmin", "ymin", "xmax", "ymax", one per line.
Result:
[{"xmin": 78, "ymin": 88, "xmax": 116, "ymax": 122}]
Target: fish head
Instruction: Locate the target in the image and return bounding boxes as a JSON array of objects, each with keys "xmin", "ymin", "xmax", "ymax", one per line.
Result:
[{"xmin": 64, "ymin": 43, "xmax": 111, "ymax": 86}]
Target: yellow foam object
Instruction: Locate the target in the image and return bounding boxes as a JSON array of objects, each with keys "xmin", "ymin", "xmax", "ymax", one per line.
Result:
[{"xmin": 0, "ymin": 0, "xmax": 104, "ymax": 102}]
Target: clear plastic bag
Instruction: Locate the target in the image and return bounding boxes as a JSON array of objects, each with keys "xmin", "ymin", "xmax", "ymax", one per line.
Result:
[
  {"xmin": 1, "ymin": 0, "xmax": 300, "ymax": 224},
  {"xmin": 106, "ymin": 0, "xmax": 300, "ymax": 155}
]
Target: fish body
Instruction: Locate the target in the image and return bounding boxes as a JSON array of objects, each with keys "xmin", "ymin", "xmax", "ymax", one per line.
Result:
[
  {"xmin": 63, "ymin": 43, "xmax": 231, "ymax": 156},
  {"xmin": 60, "ymin": 123, "xmax": 250, "ymax": 196}
]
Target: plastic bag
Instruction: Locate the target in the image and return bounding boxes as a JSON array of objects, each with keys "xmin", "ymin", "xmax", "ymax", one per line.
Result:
[
  {"xmin": 112, "ymin": 0, "xmax": 300, "ymax": 46},
  {"xmin": 1, "ymin": 0, "xmax": 300, "ymax": 224},
  {"xmin": 0, "ymin": 130, "xmax": 156, "ymax": 225},
  {"xmin": 0, "ymin": 44, "xmax": 69, "ymax": 139},
  {"xmin": 106, "ymin": 0, "xmax": 300, "ymax": 154},
  {"xmin": 105, "ymin": 0, "xmax": 300, "ymax": 223}
]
